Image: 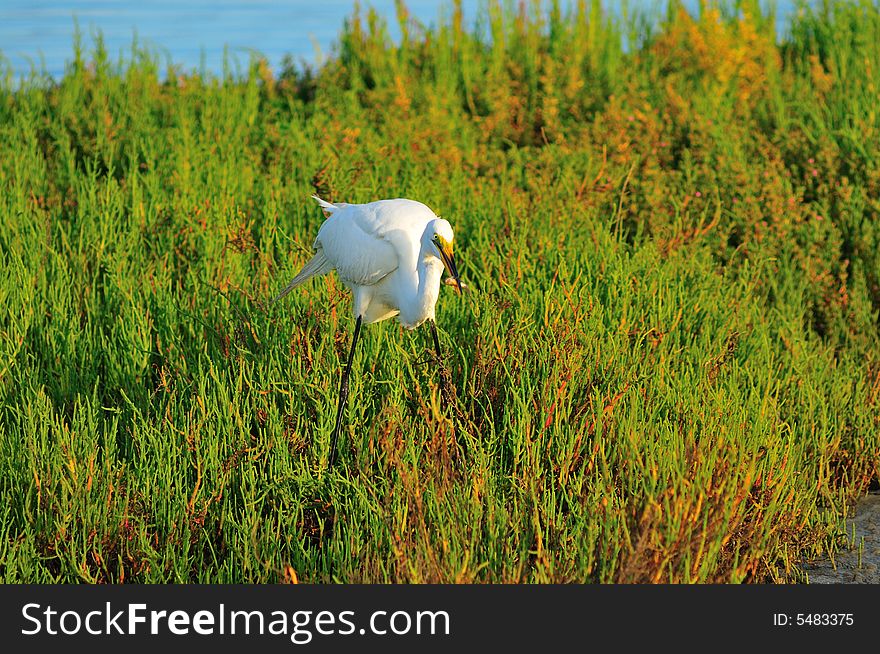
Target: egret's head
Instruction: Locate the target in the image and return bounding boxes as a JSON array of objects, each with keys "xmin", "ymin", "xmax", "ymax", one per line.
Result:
[{"xmin": 428, "ymin": 219, "xmax": 462, "ymax": 294}]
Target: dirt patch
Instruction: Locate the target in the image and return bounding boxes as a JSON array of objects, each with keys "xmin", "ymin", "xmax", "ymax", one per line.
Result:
[{"xmin": 801, "ymin": 492, "xmax": 880, "ymax": 584}]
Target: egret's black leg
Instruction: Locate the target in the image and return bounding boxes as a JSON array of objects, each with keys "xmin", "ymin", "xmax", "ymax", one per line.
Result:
[
  {"xmin": 430, "ymin": 320, "xmax": 443, "ymax": 361},
  {"xmin": 413, "ymin": 324, "xmax": 443, "ymax": 367},
  {"xmin": 329, "ymin": 315, "xmax": 362, "ymax": 467},
  {"xmin": 429, "ymin": 320, "xmax": 454, "ymax": 405}
]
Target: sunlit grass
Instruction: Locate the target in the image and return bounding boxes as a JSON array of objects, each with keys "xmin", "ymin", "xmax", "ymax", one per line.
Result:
[{"xmin": 0, "ymin": 0, "xmax": 878, "ymax": 583}]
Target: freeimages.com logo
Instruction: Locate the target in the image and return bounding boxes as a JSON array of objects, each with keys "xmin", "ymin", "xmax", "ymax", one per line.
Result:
[{"xmin": 21, "ymin": 602, "xmax": 451, "ymax": 644}]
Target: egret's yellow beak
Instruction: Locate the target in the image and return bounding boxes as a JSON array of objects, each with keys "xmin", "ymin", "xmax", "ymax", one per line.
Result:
[{"xmin": 437, "ymin": 238, "xmax": 462, "ymax": 295}]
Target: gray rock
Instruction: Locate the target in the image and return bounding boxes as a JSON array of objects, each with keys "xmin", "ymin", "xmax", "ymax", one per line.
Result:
[{"xmin": 803, "ymin": 492, "xmax": 880, "ymax": 584}]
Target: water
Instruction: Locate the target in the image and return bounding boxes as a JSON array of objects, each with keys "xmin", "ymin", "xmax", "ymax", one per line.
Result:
[
  {"xmin": 0, "ymin": 0, "xmax": 479, "ymax": 80},
  {"xmin": 1, "ymin": 1, "xmax": 795, "ymax": 81}
]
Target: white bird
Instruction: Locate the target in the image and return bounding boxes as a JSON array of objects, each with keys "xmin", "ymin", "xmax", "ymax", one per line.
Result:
[{"xmin": 273, "ymin": 195, "xmax": 463, "ymax": 465}]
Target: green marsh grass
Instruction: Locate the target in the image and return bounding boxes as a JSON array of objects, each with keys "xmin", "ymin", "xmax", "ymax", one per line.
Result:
[{"xmin": 0, "ymin": 0, "xmax": 878, "ymax": 582}]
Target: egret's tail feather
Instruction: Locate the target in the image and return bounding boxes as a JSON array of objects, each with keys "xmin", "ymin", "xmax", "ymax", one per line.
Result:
[
  {"xmin": 312, "ymin": 195, "xmax": 340, "ymax": 213},
  {"xmin": 272, "ymin": 250, "xmax": 333, "ymax": 304}
]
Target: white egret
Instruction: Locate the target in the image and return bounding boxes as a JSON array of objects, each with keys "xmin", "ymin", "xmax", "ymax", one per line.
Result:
[{"xmin": 273, "ymin": 195, "xmax": 463, "ymax": 465}]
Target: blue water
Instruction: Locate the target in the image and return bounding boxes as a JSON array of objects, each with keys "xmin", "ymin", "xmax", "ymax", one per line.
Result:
[
  {"xmin": 1, "ymin": 1, "xmax": 793, "ymax": 81},
  {"xmin": 0, "ymin": 1, "xmax": 471, "ymax": 79}
]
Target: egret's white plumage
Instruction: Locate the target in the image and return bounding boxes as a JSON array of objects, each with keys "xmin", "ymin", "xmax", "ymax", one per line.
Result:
[
  {"xmin": 273, "ymin": 195, "xmax": 462, "ymax": 466},
  {"xmin": 274, "ymin": 196, "xmax": 460, "ymax": 328}
]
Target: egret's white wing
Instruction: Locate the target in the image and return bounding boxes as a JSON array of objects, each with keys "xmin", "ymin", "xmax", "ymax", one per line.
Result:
[
  {"xmin": 274, "ymin": 197, "xmax": 439, "ymax": 303},
  {"xmin": 315, "ymin": 206, "xmax": 399, "ymax": 287},
  {"xmin": 272, "ymin": 250, "xmax": 333, "ymax": 303},
  {"xmin": 313, "ymin": 197, "xmax": 438, "ymax": 287}
]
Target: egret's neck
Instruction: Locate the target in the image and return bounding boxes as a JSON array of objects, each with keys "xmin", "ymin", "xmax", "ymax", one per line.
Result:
[
  {"xmin": 418, "ymin": 254, "xmax": 444, "ymax": 296},
  {"xmin": 399, "ymin": 250, "xmax": 444, "ymax": 328}
]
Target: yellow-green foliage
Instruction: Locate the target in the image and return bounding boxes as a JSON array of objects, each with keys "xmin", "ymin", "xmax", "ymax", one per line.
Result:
[{"xmin": 0, "ymin": 1, "xmax": 878, "ymax": 583}]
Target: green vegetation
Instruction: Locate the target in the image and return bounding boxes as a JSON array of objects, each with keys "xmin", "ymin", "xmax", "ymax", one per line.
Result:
[{"xmin": 1, "ymin": 0, "xmax": 878, "ymax": 583}]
